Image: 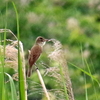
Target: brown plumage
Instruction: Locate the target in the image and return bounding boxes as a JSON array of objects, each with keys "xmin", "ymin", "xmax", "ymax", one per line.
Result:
[{"xmin": 27, "ymin": 36, "xmax": 48, "ymax": 77}]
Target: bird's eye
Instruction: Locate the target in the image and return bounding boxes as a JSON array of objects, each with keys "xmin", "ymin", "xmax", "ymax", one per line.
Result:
[{"xmin": 39, "ymin": 37, "xmax": 43, "ymax": 40}]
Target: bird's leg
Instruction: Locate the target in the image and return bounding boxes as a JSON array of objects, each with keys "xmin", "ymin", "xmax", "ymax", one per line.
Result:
[{"xmin": 34, "ymin": 63, "xmax": 39, "ymax": 71}]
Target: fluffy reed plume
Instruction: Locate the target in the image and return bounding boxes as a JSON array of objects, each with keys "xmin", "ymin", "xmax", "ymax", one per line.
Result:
[
  {"xmin": 0, "ymin": 29, "xmax": 27, "ymax": 100},
  {"xmin": 48, "ymin": 39, "xmax": 75, "ymax": 100},
  {"xmin": 0, "ymin": 40, "xmax": 22, "ymax": 72},
  {"xmin": 0, "ymin": 29, "xmax": 25, "ymax": 78},
  {"xmin": 5, "ymin": 42, "xmax": 18, "ymax": 71}
]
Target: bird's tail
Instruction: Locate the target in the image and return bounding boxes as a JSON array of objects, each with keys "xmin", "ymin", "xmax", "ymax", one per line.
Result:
[{"xmin": 27, "ymin": 67, "xmax": 32, "ymax": 77}]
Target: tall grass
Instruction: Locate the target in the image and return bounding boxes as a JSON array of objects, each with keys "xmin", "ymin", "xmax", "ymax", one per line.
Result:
[
  {"xmin": 0, "ymin": 3, "xmax": 7, "ymax": 100},
  {"xmin": 0, "ymin": 1, "xmax": 27, "ymax": 100},
  {"xmin": 0, "ymin": 34, "xmax": 5, "ymax": 100},
  {"xmin": 12, "ymin": 2, "xmax": 27, "ymax": 100},
  {"xmin": 68, "ymin": 62, "xmax": 100, "ymax": 87}
]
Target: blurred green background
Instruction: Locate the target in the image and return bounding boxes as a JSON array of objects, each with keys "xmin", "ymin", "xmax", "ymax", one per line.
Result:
[{"xmin": 0, "ymin": 0, "xmax": 100, "ymax": 100}]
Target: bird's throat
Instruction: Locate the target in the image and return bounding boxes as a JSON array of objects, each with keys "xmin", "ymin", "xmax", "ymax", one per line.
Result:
[{"xmin": 38, "ymin": 42, "xmax": 46, "ymax": 47}]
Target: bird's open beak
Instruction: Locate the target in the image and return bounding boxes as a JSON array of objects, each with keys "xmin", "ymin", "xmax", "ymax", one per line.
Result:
[{"xmin": 46, "ymin": 39, "xmax": 53, "ymax": 42}]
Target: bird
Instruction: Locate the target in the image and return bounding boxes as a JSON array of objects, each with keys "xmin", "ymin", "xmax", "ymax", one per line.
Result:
[{"xmin": 27, "ymin": 36, "xmax": 49, "ymax": 77}]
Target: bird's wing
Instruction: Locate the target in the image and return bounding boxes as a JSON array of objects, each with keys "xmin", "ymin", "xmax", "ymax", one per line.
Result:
[{"xmin": 28, "ymin": 45, "xmax": 42, "ymax": 68}]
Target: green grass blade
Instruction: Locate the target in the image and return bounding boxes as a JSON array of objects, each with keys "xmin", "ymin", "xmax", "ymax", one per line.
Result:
[
  {"xmin": 84, "ymin": 59, "xmax": 98, "ymax": 100},
  {"xmin": 12, "ymin": 2, "xmax": 26, "ymax": 100},
  {"xmin": 0, "ymin": 66, "xmax": 5, "ymax": 100},
  {"xmin": 84, "ymin": 74, "xmax": 88, "ymax": 100},
  {"xmin": 0, "ymin": 8, "xmax": 7, "ymax": 98},
  {"xmin": 59, "ymin": 65, "xmax": 69, "ymax": 100},
  {"xmin": 0, "ymin": 3, "xmax": 8, "ymax": 99},
  {"xmin": 80, "ymin": 45, "xmax": 89, "ymax": 100},
  {"xmin": 0, "ymin": 35, "xmax": 5, "ymax": 100},
  {"xmin": 68, "ymin": 61, "xmax": 100, "ymax": 87},
  {"xmin": 5, "ymin": 73, "xmax": 18, "ymax": 100}
]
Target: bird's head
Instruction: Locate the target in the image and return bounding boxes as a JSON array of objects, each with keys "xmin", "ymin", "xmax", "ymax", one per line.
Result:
[{"xmin": 35, "ymin": 36, "xmax": 49, "ymax": 47}]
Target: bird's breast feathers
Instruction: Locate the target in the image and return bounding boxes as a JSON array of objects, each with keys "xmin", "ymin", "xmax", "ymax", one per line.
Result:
[{"xmin": 31, "ymin": 45, "xmax": 42, "ymax": 54}]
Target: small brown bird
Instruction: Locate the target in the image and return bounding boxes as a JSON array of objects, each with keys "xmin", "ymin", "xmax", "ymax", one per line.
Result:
[{"xmin": 27, "ymin": 36, "xmax": 49, "ymax": 77}]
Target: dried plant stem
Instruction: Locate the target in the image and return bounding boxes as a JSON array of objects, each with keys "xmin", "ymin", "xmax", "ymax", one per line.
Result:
[
  {"xmin": 19, "ymin": 42, "xmax": 28, "ymax": 100},
  {"xmin": 36, "ymin": 68, "xmax": 50, "ymax": 100},
  {"xmin": 0, "ymin": 29, "xmax": 18, "ymax": 40}
]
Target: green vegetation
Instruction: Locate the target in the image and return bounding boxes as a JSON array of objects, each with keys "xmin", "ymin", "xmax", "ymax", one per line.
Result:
[{"xmin": 0, "ymin": 0, "xmax": 100, "ymax": 100}]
